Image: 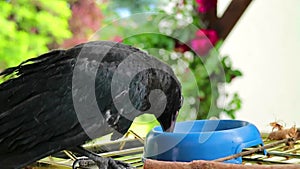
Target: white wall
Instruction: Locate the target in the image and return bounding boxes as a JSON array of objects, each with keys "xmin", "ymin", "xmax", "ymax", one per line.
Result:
[{"xmin": 219, "ymin": 0, "xmax": 300, "ymax": 132}]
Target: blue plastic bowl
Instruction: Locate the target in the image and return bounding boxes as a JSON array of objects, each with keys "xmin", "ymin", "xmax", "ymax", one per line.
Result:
[{"xmin": 144, "ymin": 120, "xmax": 266, "ymax": 164}]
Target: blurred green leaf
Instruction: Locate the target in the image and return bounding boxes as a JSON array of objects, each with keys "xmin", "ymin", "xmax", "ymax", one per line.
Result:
[{"xmin": 0, "ymin": 0, "xmax": 71, "ymax": 70}]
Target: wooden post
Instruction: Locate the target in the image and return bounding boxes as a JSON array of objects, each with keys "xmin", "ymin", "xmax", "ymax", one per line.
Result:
[{"xmin": 201, "ymin": 0, "xmax": 253, "ymax": 40}]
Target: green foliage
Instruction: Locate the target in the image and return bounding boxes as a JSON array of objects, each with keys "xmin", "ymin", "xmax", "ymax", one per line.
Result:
[
  {"xmin": 123, "ymin": 34, "xmax": 175, "ymax": 51},
  {"xmin": 224, "ymin": 93, "xmax": 242, "ymax": 119},
  {"xmin": 222, "ymin": 56, "xmax": 243, "ymax": 83},
  {"xmin": 0, "ymin": 0, "xmax": 71, "ymax": 70}
]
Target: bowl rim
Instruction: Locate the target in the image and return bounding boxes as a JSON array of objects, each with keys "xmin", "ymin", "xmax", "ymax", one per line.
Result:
[{"xmin": 151, "ymin": 119, "xmax": 252, "ymax": 135}]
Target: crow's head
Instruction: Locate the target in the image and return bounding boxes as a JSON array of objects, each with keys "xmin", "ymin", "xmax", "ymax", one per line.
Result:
[
  {"xmin": 87, "ymin": 42, "xmax": 183, "ymax": 135},
  {"xmin": 129, "ymin": 67, "xmax": 183, "ymax": 132}
]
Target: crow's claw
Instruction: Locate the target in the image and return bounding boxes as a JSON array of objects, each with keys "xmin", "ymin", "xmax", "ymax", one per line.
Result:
[
  {"xmin": 73, "ymin": 157, "xmax": 134, "ymax": 169},
  {"xmin": 69, "ymin": 146, "xmax": 134, "ymax": 169}
]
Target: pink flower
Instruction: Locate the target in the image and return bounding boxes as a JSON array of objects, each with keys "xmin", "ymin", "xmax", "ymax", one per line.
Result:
[
  {"xmin": 112, "ymin": 36, "xmax": 123, "ymax": 42},
  {"xmin": 195, "ymin": 0, "xmax": 217, "ymax": 13},
  {"xmin": 190, "ymin": 29, "xmax": 219, "ymax": 56}
]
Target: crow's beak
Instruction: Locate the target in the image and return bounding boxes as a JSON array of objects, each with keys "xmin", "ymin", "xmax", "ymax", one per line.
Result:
[
  {"xmin": 165, "ymin": 118, "xmax": 176, "ymax": 132},
  {"xmin": 159, "ymin": 111, "xmax": 178, "ymax": 132}
]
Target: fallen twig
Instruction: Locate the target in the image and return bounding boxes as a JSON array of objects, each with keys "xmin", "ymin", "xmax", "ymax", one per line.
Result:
[{"xmin": 213, "ymin": 137, "xmax": 296, "ymax": 162}]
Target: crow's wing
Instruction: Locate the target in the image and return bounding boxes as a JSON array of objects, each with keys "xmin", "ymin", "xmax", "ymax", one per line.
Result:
[
  {"xmin": 0, "ymin": 41, "xmax": 142, "ymax": 168},
  {"xmin": 0, "ymin": 50, "xmax": 91, "ymax": 168}
]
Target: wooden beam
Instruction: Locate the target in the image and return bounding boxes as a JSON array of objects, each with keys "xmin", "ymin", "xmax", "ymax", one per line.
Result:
[
  {"xmin": 215, "ymin": 0, "xmax": 252, "ymax": 40},
  {"xmin": 201, "ymin": 0, "xmax": 253, "ymax": 40}
]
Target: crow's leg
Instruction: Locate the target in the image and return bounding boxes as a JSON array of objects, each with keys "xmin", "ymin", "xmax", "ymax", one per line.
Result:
[{"xmin": 69, "ymin": 146, "xmax": 134, "ymax": 169}]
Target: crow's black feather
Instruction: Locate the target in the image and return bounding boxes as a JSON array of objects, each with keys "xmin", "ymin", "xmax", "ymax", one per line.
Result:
[{"xmin": 0, "ymin": 41, "xmax": 182, "ymax": 169}]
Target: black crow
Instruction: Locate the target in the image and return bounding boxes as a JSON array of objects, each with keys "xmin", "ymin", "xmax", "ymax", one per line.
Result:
[{"xmin": 0, "ymin": 41, "xmax": 183, "ymax": 169}]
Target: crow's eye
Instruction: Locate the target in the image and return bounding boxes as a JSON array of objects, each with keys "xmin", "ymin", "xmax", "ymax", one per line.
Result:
[{"xmin": 178, "ymin": 96, "xmax": 184, "ymax": 109}]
